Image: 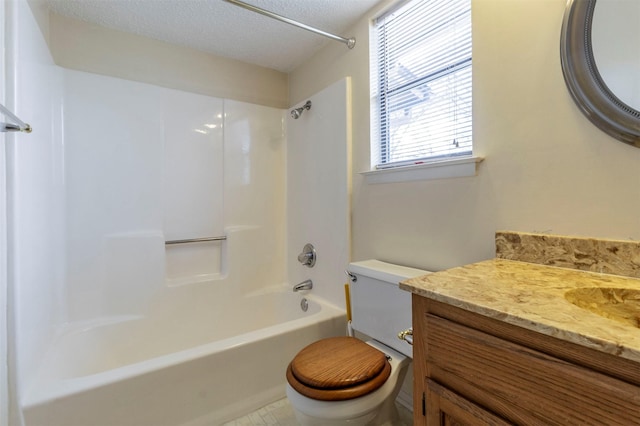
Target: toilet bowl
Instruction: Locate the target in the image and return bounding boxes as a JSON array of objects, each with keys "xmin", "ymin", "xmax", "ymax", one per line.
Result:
[{"xmin": 286, "ymin": 260, "xmax": 429, "ymax": 425}]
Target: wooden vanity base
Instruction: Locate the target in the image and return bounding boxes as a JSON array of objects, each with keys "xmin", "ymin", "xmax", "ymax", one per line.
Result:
[{"xmin": 413, "ymin": 295, "xmax": 640, "ymax": 425}]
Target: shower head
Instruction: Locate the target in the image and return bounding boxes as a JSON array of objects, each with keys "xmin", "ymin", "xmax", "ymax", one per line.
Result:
[{"xmin": 290, "ymin": 100, "xmax": 312, "ymax": 119}]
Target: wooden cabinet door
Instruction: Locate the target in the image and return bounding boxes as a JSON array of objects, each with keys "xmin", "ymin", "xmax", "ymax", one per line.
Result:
[{"xmin": 426, "ymin": 379, "xmax": 512, "ymax": 426}]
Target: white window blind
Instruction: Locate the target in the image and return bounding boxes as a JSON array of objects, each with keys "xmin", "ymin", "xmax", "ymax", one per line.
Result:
[{"xmin": 373, "ymin": 0, "xmax": 472, "ymax": 169}]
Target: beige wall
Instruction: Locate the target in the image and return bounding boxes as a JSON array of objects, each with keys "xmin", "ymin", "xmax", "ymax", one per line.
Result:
[
  {"xmin": 49, "ymin": 13, "xmax": 288, "ymax": 108},
  {"xmin": 289, "ymin": 0, "xmax": 640, "ymax": 272}
]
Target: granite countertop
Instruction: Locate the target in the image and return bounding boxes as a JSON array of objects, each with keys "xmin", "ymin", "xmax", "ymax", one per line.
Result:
[{"xmin": 400, "ymin": 258, "xmax": 640, "ymax": 363}]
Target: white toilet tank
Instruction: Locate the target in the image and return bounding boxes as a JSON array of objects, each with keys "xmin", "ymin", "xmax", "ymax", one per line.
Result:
[{"xmin": 347, "ymin": 260, "xmax": 430, "ymax": 358}]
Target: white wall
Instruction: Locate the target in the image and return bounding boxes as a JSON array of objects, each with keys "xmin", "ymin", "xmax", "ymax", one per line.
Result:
[
  {"xmin": 48, "ymin": 12, "xmax": 289, "ymax": 109},
  {"xmin": 4, "ymin": 1, "xmax": 65, "ymax": 423},
  {"xmin": 286, "ymin": 79, "xmax": 351, "ymax": 308},
  {"xmin": 289, "ymin": 0, "xmax": 640, "ymax": 272}
]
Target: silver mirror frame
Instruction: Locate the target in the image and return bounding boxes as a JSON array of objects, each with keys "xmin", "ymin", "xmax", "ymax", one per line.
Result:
[{"xmin": 560, "ymin": 0, "xmax": 640, "ymax": 148}]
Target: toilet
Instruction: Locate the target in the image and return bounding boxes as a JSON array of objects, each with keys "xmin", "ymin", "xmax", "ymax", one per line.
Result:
[{"xmin": 286, "ymin": 259, "xmax": 429, "ymax": 425}]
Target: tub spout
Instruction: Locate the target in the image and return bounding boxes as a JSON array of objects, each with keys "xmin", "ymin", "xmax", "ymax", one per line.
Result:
[{"xmin": 293, "ymin": 279, "xmax": 313, "ymax": 292}]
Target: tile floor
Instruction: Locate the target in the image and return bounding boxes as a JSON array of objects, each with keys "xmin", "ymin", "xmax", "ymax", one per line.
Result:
[{"xmin": 222, "ymin": 397, "xmax": 412, "ymax": 426}]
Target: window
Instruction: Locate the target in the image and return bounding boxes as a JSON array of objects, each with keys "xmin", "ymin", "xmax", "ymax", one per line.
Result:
[{"xmin": 372, "ymin": 0, "xmax": 472, "ymax": 169}]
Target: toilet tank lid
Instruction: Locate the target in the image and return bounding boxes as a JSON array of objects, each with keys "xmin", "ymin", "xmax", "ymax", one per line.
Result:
[{"xmin": 348, "ymin": 259, "xmax": 430, "ymax": 285}]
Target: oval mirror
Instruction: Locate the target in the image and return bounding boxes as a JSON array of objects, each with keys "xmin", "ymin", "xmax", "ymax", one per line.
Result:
[{"xmin": 560, "ymin": 0, "xmax": 640, "ymax": 147}]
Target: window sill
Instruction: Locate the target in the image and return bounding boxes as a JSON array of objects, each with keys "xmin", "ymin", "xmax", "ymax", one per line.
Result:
[{"xmin": 360, "ymin": 156, "xmax": 483, "ymax": 184}]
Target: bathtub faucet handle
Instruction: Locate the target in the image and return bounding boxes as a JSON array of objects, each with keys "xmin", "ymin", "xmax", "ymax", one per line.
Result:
[
  {"xmin": 293, "ymin": 279, "xmax": 313, "ymax": 292},
  {"xmin": 297, "ymin": 243, "xmax": 316, "ymax": 268}
]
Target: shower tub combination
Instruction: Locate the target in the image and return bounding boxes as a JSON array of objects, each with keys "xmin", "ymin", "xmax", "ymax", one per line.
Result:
[
  {"xmin": 21, "ymin": 289, "xmax": 346, "ymax": 426},
  {"xmin": 13, "ymin": 47, "xmax": 351, "ymax": 424}
]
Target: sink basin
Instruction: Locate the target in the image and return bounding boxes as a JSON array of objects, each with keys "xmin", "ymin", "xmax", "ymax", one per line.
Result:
[{"xmin": 565, "ymin": 288, "xmax": 640, "ymax": 328}]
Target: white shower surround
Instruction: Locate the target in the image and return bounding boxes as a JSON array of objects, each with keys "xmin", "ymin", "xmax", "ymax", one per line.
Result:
[
  {"xmin": 62, "ymin": 69, "xmax": 290, "ymax": 321},
  {"xmin": 287, "ymin": 78, "xmax": 352, "ymax": 306},
  {"xmin": 8, "ymin": 5, "xmax": 352, "ymax": 422}
]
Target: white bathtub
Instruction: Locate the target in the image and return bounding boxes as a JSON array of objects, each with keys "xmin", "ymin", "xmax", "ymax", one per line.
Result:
[{"xmin": 22, "ymin": 290, "xmax": 346, "ymax": 425}]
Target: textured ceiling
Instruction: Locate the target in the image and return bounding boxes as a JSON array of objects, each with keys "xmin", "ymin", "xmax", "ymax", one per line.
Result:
[{"xmin": 44, "ymin": 0, "xmax": 382, "ymax": 72}]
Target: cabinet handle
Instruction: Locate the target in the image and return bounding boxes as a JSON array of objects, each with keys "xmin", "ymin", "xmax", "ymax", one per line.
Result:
[{"xmin": 397, "ymin": 328, "xmax": 413, "ymax": 345}]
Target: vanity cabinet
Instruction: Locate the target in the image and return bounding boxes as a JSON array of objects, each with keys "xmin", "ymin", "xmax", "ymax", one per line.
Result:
[{"xmin": 412, "ymin": 295, "xmax": 640, "ymax": 426}]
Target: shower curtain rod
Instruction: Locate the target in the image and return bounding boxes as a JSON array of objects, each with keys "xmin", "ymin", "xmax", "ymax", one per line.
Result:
[
  {"xmin": 0, "ymin": 102, "xmax": 32, "ymax": 133},
  {"xmin": 223, "ymin": 0, "xmax": 356, "ymax": 49}
]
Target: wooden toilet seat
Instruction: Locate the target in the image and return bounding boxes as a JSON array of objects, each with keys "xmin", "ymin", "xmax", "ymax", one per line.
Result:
[{"xmin": 286, "ymin": 336, "xmax": 391, "ymax": 401}]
